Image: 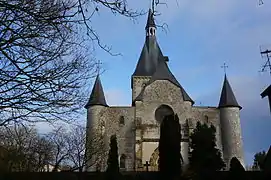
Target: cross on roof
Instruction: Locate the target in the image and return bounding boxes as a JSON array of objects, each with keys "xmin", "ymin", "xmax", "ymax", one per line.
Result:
[
  {"xmin": 143, "ymin": 161, "xmax": 150, "ymax": 171},
  {"xmin": 221, "ymin": 62, "xmax": 228, "ymax": 74}
]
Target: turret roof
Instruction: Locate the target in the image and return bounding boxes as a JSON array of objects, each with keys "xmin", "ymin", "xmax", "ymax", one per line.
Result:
[
  {"xmin": 218, "ymin": 75, "xmax": 241, "ymax": 109},
  {"xmin": 85, "ymin": 75, "xmax": 108, "ymax": 108}
]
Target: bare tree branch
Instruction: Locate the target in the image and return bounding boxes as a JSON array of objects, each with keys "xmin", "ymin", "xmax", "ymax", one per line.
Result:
[{"xmin": 0, "ymin": 0, "xmax": 144, "ymax": 126}]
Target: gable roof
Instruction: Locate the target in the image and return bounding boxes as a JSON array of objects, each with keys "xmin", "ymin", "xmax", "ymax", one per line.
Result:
[
  {"xmin": 218, "ymin": 75, "xmax": 241, "ymax": 109},
  {"xmin": 85, "ymin": 75, "xmax": 108, "ymax": 108},
  {"xmin": 133, "ymin": 60, "xmax": 194, "ymax": 105}
]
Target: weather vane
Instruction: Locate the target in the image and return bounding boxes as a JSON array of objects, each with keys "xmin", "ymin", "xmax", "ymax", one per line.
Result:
[{"xmin": 221, "ymin": 62, "xmax": 228, "ymax": 74}]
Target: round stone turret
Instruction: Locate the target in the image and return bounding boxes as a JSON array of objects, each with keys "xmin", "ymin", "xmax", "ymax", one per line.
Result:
[
  {"xmin": 85, "ymin": 75, "xmax": 108, "ymax": 171},
  {"xmin": 218, "ymin": 75, "xmax": 244, "ymax": 169}
]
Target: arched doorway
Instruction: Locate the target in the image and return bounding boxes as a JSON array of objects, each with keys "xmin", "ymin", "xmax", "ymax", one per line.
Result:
[
  {"xmin": 159, "ymin": 113, "xmax": 182, "ymax": 176},
  {"xmin": 155, "ymin": 104, "xmax": 174, "ymax": 123}
]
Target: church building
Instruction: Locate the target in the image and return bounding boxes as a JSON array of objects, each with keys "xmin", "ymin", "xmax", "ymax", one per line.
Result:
[{"xmin": 85, "ymin": 9, "xmax": 244, "ymax": 172}]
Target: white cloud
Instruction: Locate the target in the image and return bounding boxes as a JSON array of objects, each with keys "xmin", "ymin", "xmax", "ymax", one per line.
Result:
[{"xmin": 105, "ymin": 89, "xmax": 131, "ymax": 106}]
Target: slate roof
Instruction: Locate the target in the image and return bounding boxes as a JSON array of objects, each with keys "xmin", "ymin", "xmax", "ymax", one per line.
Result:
[
  {"xmin": 132, "ymin": 36, "xmax": 164, "ymax": 77},
  {"xmin": 145, "ymin": 9, "xmax": 156, "ymax": 29},
  {"xmin": 85, "ymin": 75, "xmax": 108, "ymax": 108},
  {"xmin": 260, "ymin": 85, "xmax": 271, "ymax": 113},
  {"xmin": 132, "ymin": 8, "xmax": 163, "ymax": 77},
  {"xmin": 134, "ymin": 60, "xmax": 194, "ymax": 104},
  {"xmin": 261, "ymin": 85, "xmax": 271, "ymax": 98},
  {"xmin": 218, "ymin": 75, "xmax": 241, "ymax": 109}
]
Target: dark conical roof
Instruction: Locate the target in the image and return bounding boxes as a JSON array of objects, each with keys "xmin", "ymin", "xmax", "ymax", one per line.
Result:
[
  {"xmin": 261, "ymin": 85, "xmax": 271, "ymax": 98},
  {"xmin": 145, "ymin": 9, "xmax": 156, "ymax": 29},
  {"xmin": 132, "ymin": 36, "xmax": 164, "ymax": 77},
  {"xmin": 261, "ymin": 85, "xmax": 271, "ymax": 113},
  {"xmin": 218, "ymin": 75, "xmax": 241, "ymax": 109},
  {"xmin": 134, "ymin": 60, "xmax": 194, "ymax": 104},
  {"xmin": 85, "ymin": 75, "xmax": 108, "ymax": 108}
]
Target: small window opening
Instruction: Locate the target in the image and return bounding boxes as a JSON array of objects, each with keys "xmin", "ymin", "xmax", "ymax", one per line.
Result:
[
  {"xmin": 119, "ymin": 116, "xmax": 125, "ymax": 125},
  {"xmin": 204, "ymin": 115, "xmax": 209, "ymax": 124},
  {"xmin": 120, "ymin": 154, "xmax": 126, "ymax": 169}
]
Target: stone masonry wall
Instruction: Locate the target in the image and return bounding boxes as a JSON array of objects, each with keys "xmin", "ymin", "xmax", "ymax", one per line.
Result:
[
  {"xmin": 87, "ymin": 106, "xmax": 135, "ymax": 171},
  {"xmin": 192, "ymin": 106, "xmax": 222, "ymax": 151},
  {"xmin": 220, "ymin": 107, "xmax": 244, "ymax": 169}
]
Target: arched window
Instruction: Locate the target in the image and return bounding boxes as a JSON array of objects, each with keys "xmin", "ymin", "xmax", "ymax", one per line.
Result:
[
  {"xmin": 120, "ymin": 154, "xmax": 126, "ymax": 169},
  {"xmin": 150, "ymin": 28, "xmax": 153, "ymax": 35},
  {"xmin": 119, "ymin": 116, "xmax": 125, "ymax": 125}
]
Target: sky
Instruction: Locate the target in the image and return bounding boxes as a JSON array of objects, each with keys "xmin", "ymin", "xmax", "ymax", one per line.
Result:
[{"xmin": 37, "ymin": 0, "xmax": 271, "ymax": 166}]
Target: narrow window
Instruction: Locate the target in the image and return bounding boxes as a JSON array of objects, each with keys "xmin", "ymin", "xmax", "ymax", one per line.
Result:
[
  {"xmin": 150, "ymin": 28, "xmax": 153, "ymax": 35},
  {"xmin": 183, "ymin": 120, "xmax": 189, "ymax": 137},
  {"xmin": 100, "ymin": 121, "xmax": 105, "ymax": 136},
  {"xmin": 119, "ymin": 116, "xmax": 125, "ymax": 125},
  {"xmin": 120, "ymin": 154, "xmax": 126, "ymax": 169},
  {"xmin": 204, "ymin": 115, "xmax": 209, "ymax": 124}
]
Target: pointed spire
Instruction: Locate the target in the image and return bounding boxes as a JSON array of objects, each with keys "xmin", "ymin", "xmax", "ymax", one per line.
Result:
[
  {"xmin": 131, "ymin": 8, "xmax": 161, "ymax": 80},
  {"xmin": 145, "ymin": 9, "xmax": 156, "ymax": 30},
  {"xmin": 132, "ymin": 37, "xmax": 164, "ymax": 77},
  {"xmin": 218, "ymin": 75, "xmax": 241, "ymax": 109},
  {"xmin": 85, "ymin": 75, "xmax": 108, "ymax": 108}
]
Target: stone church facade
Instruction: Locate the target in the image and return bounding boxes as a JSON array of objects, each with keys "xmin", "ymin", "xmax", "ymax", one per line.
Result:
[{"xmin": 85, "ymin": 9, "xmax": 244, "ymax": 172}]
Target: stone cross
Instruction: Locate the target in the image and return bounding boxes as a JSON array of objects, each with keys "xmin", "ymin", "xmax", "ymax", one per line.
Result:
[
  {"xmin": 144, "ymin": 161, "xmax": 150, "ymax": 172},
  {"xmin": 221, "ymin": 62, "xmax": 228, "ymax": 74}
]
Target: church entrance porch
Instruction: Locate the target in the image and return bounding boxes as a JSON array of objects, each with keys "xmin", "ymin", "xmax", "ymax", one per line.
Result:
[{"xmin": 136, "ymin": 104, "xmax": 185, "ymax": 172}]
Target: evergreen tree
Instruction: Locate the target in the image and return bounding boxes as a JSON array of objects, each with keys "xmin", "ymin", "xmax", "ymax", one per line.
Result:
[
  {"xmin": 252, "ymin": 151, "xmax": 266, "ymax": 170},
  {"xmin": 106, "ymin": 135, "xmax": 119, "ymax": 174},
  {"xmin": 229, "ymin": 157, "xmax": 245, "ymax": 172},
  {"xmin": 159, "ymin": 114, "xmax": 181, "ymax": 177},
  {"xmin": 189, "ymin": 121, "xmax": 225, "ymax": 173}
]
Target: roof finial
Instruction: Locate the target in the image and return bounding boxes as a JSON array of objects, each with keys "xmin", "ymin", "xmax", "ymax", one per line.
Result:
[
  {"xmin": 97, "ymin": 59, "xmax": 102, "ymax": 76},
  {"xmin": 221, "ymin": 62, "xmax": 228, "ymax": 75},
  {"xmin": 149, "ymin": 0, "xmax": 152, "ymax": 10}
]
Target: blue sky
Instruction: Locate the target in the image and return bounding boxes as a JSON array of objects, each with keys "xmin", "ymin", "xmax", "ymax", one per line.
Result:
[{"xmin": 37, "ymin": 0, "xmax": 271, "ymax": 166}]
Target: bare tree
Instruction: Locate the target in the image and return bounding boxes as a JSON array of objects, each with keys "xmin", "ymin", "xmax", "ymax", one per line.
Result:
[
  {"xmin": 65, "ymin": 125, "xmax": 86, "ymax": 172},
  {"xmin": 46, "ymin": 124, "xmax": 106, "ymax": 172},
  {"xmin": 0, "ymin": 124, "xmax": 54, "ymax": 172},
  {"xmin": 46, "ymin": 126, "xmax": 70, "ymax": 171},
  {"xmin": 0, "ymin": 0, "xmax": 144, "ymax": 126}
]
